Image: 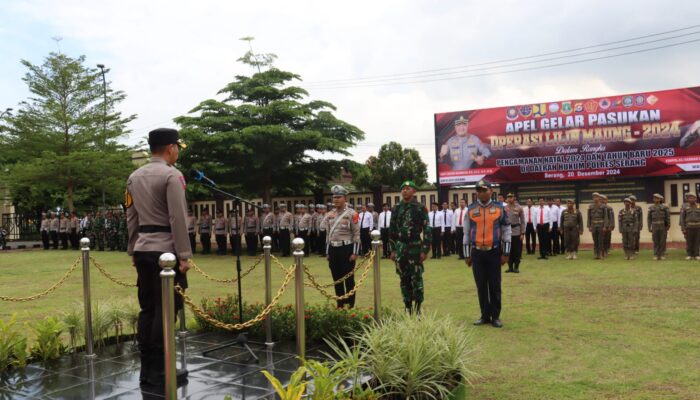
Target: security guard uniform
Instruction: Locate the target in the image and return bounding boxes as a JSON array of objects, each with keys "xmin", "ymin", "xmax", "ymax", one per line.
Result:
[
  {"xmin": 125, "ymin": 128, "xmax": 190, "ymax": 386},
  {"xmin": 323, "ymin": 186, "xmax": 361, "ymax": 308},
  {"xmin": 648, "ymin": 194, "xmax": 670, "ymax": 260}
]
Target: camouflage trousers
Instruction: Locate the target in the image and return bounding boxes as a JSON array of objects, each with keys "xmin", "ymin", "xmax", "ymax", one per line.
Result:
[{"xmin": 395, "ymin": 256, "xmax": 424, "ymax": 306}]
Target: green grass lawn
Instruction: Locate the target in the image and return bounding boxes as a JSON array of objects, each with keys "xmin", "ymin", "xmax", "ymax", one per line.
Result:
[{"xmin": 1, "ymin": 247, "xmax": 699, "ymax": 399}]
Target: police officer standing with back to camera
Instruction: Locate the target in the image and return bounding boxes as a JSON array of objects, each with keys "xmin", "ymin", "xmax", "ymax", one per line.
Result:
[
  {"xmin": 126, "ymin": 128, "xmax": 190, "ymax": 388},
  {"xmin": 322, "ymin": 185, "xmax": 361, "ymax": 309},
  {"xmin": 648, "ymin": 193, "xmax": 670, "ymax": 261},
  {"xmin": 463, "ymin": 180, "xmax": 510, "ymax": 328}
]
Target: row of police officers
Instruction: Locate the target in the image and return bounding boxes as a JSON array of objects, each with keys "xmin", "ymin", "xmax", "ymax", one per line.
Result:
[{"xmin": 39, "ymin": 211, "xmax": 128, "ymax": 251}]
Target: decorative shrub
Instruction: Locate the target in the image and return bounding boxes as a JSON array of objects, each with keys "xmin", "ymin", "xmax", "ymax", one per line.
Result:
[
  {"xmin": 0, "ymin": 314, "xmax": 28, "ymax": 370},
  {"xmin": 326, "ymin": 311, "xmax": 477, "ymax": 399},
  {"xmin": 195, "ymin": 295, "xmax": 374, "ymax": 342},
  {"xmin": 30, "ymin": 316, "xmax": 66, "ymax": 362}
]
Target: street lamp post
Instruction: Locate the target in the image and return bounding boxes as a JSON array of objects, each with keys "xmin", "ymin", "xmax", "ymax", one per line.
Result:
[{"xmin": 96, "ymin": 64, "xmax": 107, "ymax": 208}]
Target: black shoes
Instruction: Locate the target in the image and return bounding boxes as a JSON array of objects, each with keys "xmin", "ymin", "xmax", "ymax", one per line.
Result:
[
  {"xmin": 473, "ymin": 318, "xmax": 490, "ymax": 326},
  {"xmin": 491, "ymin": 319, "xmax": 503, "ymax": 328},
  {"xmin": 474, "ymin": 318, "xmax": 503, "ymax": 328}
]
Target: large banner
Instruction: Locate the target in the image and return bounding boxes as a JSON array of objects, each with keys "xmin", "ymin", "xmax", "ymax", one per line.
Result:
[{"xmin": 435, "ymin": 86, "xmax": 700, "ymax": 186}]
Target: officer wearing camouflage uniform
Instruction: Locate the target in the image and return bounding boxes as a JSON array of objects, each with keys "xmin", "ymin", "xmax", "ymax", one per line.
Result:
[
  {"xmin": 619, "ymin": 198, "xmax": 638, "ymax": 260},
  {"xmin": 587, "ymin": 193, "xmax": 608, "ymax": 260},
  {"xmin": 648, "ymin": 193, "xmax": 670, "ymax": 261},
  {"xmin": 630, "ymin": 195, "xmax": 643, "ymax": 254},
  {"xmin": 389, "ymin": 180, "xmax": 431, "ymax": 315},
  {"xmin": 118, "ymin": 212, "xmax": 129, "ymax": 251},
  {"xmin": 322, "ymin": 186, "xmax": 361, "ymax": 308},
  {"xmin": 560, "ymin": 199, "xmax": 583, "ymax": 259},
  {"xmin": 94, "ymin": 211, "xmax": 105, "ymax": 251},
  {"xmin": 680, "ymin": 192, "xmax": 700, "ymax": 260}
]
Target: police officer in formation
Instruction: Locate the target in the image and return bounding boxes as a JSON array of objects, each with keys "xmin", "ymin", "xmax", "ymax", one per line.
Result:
[
  {"xmin": 505, "ymin": 193, "xmax": 524, "ymax": 273},
  {"xmin": 228, "ymin": 208, "xmax": 243, "ymax": 256},
  {"xmin": 648, "ymin": 193, "xmax": 670, "ymax": 261},
  {"xmin": 197, "ymin": 209, "xmax": 212, "ymax": 254},
  {"xmin": 186, "ymin": 209, "xmax": 196, "ymax": 254},
  {"xmin": 308, "ymin": 204, "xmax": 317, "ymax": 253},
  {"xmin": 213, "ymin": 210, "xmax": 227, "ymax": 255},
  {"xmin": 630, "ymin": 195, "xmax": 643, "ymax": 254},
  {"xmin": 680, "ymin": 192, "xmax": 700, "ymax": 260},
  {"xmin": 619, "ymin": 198, "xmax": 639, "ymax": 260},
  {"xmin": 315, "ymin": 204, "xmax": 327, "ymax": 256},
  {"xmin": 463, "ymin": 180, "xmax": 510, "ymax": 328},
  {"xmin": 389, "ymin": 180, "xmax": 431, "ymax": 315},
  {"xmin": 40, "ymin": 213, "xmax": 50, "ymax": 250},
  {"xmin": 296, "ymin": 204, "xmax": 312, "ymax": 256},
  {"xmin": 560, "ymin": 199, "xmax": 583, "ymax": 260},
  {"xmin": 243, "ymin": 208, "xmax": 260, "ymax": 256},
  {"xmin": 278, "ymin": 203, "xmax": 293, "ymax": 256},
  {"xmin": 587, "ymin": 193, "xmax": 609, "ymax": 260},
  {"xmin": 601, "ymin": 194, "xmax": 614, "ymax": 257},
  {"xmin": 322, "ymin": 185, "xmax": 361, "ymax": 309}
]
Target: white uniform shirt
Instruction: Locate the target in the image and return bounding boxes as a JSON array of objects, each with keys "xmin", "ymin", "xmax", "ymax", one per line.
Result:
[
  {"xmin": 453, "ymin": 206, "xmax": 467, "ymax": 232},
  {"xmin": 428, "ymin": 210, "xmax": 444, "ymax": 229},
  {"xmin": 358, "ymin": 211, "xmax": 374, "ymax": 230},
  {"xmin": 442, "ymin": 209, "xmax": 454, "ymax": 233},
  {"xmin": 532, "ymin": 205, "xmax": 552, "ymax": 225},
  {"xmin": 378, "ymin": 211, "xmax": 392, "ymax": 229}
]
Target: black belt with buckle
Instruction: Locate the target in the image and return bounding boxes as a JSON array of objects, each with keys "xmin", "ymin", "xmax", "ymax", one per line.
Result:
[
  {"xmin": 139, "ymin": 225, "xmax": 171, "ymax": 233},
  {"xmin": 511, "ymin": 223, "xmax": 521, "ymax": 228}
]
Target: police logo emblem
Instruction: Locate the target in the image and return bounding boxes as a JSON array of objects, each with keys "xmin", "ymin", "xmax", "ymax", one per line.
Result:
[
  {"xmin": 635, "ymin": 95, "xmax": 645, "ymax": 106},
  {"xmin": 646, "ymin": 94, "xmax": 658, "ymax": 105},
  {"xmin": 599, "ymin": 98, "xmax": 611, "ymax": 110},
  {"xmin": 561, "ymin": 101, "xmax": 572, "ymax": 115},
  {"xmin": 519, "ymin": 105, "xmax": 533, "ymax": 118},
  {"xmin": 506, "ymin": 107, "xmax": 519, "ymax": 121},
  {"xmin": 623, "ymin": 96, "xmax": 633, "ymax": 108}
]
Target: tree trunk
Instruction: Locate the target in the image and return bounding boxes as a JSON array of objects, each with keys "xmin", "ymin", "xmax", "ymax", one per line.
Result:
[{"xmin": 67, "ymin": 180, "xmax": 75, "ymax": 212}]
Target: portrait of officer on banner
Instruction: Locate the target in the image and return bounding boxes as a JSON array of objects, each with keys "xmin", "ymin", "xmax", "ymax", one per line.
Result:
[{"xmin": 439, "ymin": 115, "xmax": 492, "ymax": 170}]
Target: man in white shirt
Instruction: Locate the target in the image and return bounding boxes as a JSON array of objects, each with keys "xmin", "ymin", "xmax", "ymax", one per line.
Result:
[
  {"xmin": 441, "ymin": 201, "xmax": 454, "ymax": 257},
  {"xmin": 532, "ymin": 197, "xmax": 552, "ymax": 259},
  {"xmin": 358, "ymin": 204, "xmax": 374, "ymax": 255},
  {"xmin": 548, "ymin": 198, "xmax": 562, "ymax": 256},
  {"xmin": 378, "ymin": 203, "xmax": 392, "ymax": 258},
  {"xmin": 453, "ymin": 199, "xmax": 468, "ymax": 259},
  {"xmin": 524, "ymin": 199, "xmax": 537, "ymax": 255},
  {"xmin": 428, "ymin": 202, "xmax": 444, "ymax": 259},
  {"xmin": 554, "ymin": 198, "xmax": 566, "ymax": 254}
]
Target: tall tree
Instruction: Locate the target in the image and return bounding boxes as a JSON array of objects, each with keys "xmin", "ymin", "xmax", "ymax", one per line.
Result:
[
  {"xmin": 175, "ymin": 44, "xmax": 364, "ymax": 203},
  {"xmin": 354, "ymin": 141, "xmax": 429, "ymax": 190},
  {"xmin": 0, "ymin": 53, "xmax": 136, "ymax": 212}
]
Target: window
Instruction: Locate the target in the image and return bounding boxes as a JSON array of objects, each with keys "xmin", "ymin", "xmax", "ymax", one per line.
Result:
[
  {"xmin": 671, "ymin": 184, "xmax": 678, "ymax": 207},
  {"xmin": 366, "ymin": 197, "xmax": 371, "ymax": 205},
  {"xmin": 395, "ymin": 196, "xmax": 400, "ymax": 204},
  {"xmin": 357, "ymin": 198, "xmax": 362, "ymax": 205},
  {"xmin": 420, "ymin": 195, "xmax": 426, "ymax": 206},
  {"xmin": 453, "ymin": 193, "xmax": 458, "ymax": 205},
  {"xmin": 386, "ymin": 196, "xmax": 391, "ymax": 206},
  {"xmin": 471, "ymin": 193, "xmax": 477, "ymax": 202},
  {"xmin": 429, "ymin": 195, "xmax": 435, "ymax": 204}
]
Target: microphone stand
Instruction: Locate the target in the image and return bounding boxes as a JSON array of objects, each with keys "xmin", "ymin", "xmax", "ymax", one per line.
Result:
[{"xmin": 195, "ymin": 180, "xmax": 261, "ymax": 363}]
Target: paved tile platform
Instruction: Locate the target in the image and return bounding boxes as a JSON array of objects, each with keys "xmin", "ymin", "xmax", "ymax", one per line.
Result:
[{"xmin": 0, "ymin": 332, "xmax": 326, "ymax": 399}]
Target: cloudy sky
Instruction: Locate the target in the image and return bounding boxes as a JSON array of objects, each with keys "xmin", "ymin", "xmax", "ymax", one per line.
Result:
[{"xmin": 1, "ymin": 0, "xmax": 699, "ymax": 181}]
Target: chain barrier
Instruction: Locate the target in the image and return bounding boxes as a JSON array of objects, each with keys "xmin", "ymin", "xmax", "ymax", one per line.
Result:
[
  {"xmin": 90, "ymin": 257, "xmax": 138, "ymax": 288},
  {"xmin": 189, "ymin": 256, "xmax": 263, "ymax": 284},
  {"xmin": 0, "ymin": 257, "xmax": 81, "ymax": 302},
  {"xmin": 271, "ymin": 251, "xmax": 374, "ymax": 288},
  {"xmin": 303, "ymin": 251, "xmax": 374, "ymax": 301},
  {"xmin": 175, "ymin": 263, "xmax": 297, "ymax": 331}
]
